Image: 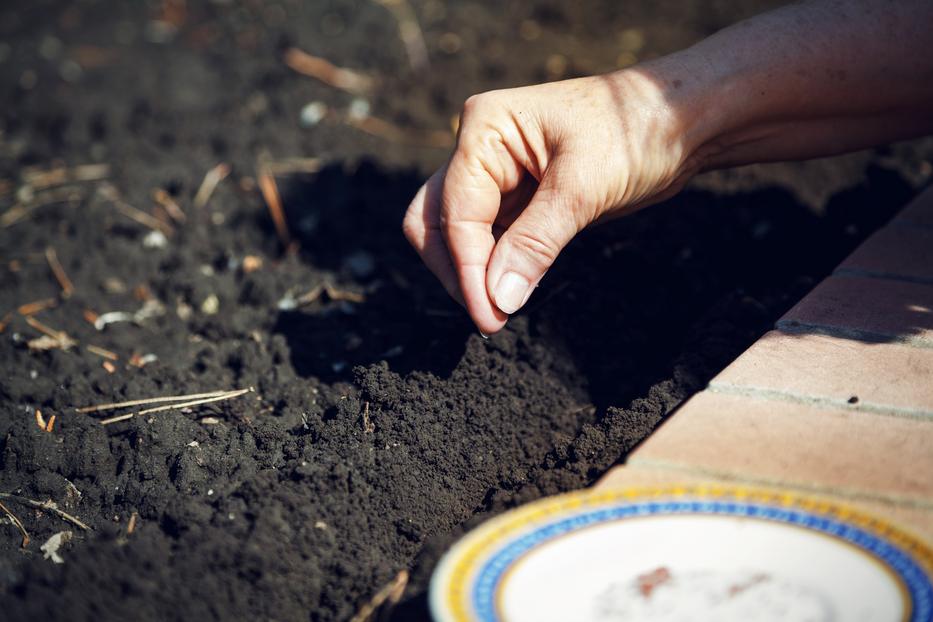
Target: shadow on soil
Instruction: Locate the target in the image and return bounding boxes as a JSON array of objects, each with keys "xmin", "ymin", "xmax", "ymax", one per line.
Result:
[{"xmin": 272, "ymin": 160, "xmax": 920, "ymax": 406}]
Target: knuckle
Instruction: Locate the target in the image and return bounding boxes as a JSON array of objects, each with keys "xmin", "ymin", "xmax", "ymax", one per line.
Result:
[
  {"xmin": 462, "ymin": 93, "xmax": 487, "ymax": 116},
  {"xmin": 461, "ymin": 91, "xmax": 503, "ymax": 124},
  {"xmin": 505, "ymin": 230, "xmax": 560, "ymax": 267},
  {"xmin": 438, "ymin": 207, "xmax": 457, "ymax": 235},
  {"xmin": 401, "ymin": 210, "xmax": 422, "ymax": 242}
]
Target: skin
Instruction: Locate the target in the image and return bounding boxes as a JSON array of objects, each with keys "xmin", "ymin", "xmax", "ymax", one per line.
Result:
[{"xmin": 403, "ymin": 0, "xmax": 933, "ymax": 335}]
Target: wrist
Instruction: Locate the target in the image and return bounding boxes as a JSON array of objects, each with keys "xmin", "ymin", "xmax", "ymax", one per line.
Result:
[{"xmin": 610, "ymin": 52, "xmax": 736, "ymax": 178}]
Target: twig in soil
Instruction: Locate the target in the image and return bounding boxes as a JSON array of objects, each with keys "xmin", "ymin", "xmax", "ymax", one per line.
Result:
[
  {"xmin": 325, "ymin": 282, "xmax": 366, "ymax": 303},
  {"xmin": 25, "ymin": 315, "xmax": 68, "ymax": 340},
  {"xmin": 293, "ymin": 282, "xmax": 366, "ymax": 307},
  {"xmin": 24, "ymin": 316, "xmax": 77, "ymax": 351},
  {"xmin": 126, "ymin": 512, "xmax": 138, "ymax": 535},
  {"xmin": 96, "ymin": 388, "xmax": 253, "ymax": 426},
  {"xmin": 35, "ymin": 408, "xmax": 48, "ymax": 431},
  {"xmin": 0, "ymin": 499, "xmax": 30, "ymax": 547},
  {"xmin": 295, "ymin": 283, "xmax": 325, "ymax": 306},
  {"xmin": 0, "ymin": 310, "xmax": 12, "ymax": 333},
  {"xmin": 98, "ymin": 184, "xmax": 174, "ymax": 236},
  {"xmin": 46, "ymin": 414, "xmax": 56, "ymax": 432},
  {"xmin": 27, "ymin": 335, "xmax": 75, "ymax": 352},
  {"xmin": 17, "ymin": 297, "xmax": 58, "ymax": 316},
  {"xmin": 284, "ymin": 47, "xmax": 375, "ymax": 95},
  {"xmin": 262, "ymin": 158, "xmax": 322, "ymax": 177},
  {"xmin": 152, "ymin": 188, "xmax": 186, "ymax": 223},
  {"xmin": 86, "ymin": 344, "xmax": 119, "ymax": 361},
  {"xmin": 344, "ymin": 114, "xmax": 453, "ymax": 149},
  {"xmin": 22, "ymin": 163, "xmax": 110, "ymax": 190},
  {"xmin": 75, "ymin": 389, "xmax": 241, "ymax": 413},
  {"xmin": 193, "ymin": 163, "xmax": 231, "ymax": 209},
  {"xmin": 349, "ymin": 569, "xmax": 409, "ymax": 622},
  {"xmin": 257, "ymin": 168, "xmax": 292, "ymax": 249},
  {"xmin": 0, "ymin": 493, "xmax": 91, "ymax": 531},
  {"xmin": 373, "ymin": 0, "xmax": 429, "ymax": 72},
  {"xmin": 45, "ymin": 247, "xmax": 75, "ymax": 298},
  {"xmin": 128, "ymin": 352, "xmax": 158, "ymax": 368},
  {"xmin": 0, "ymin": 186, "xmax": 86, "ymax": 228}
]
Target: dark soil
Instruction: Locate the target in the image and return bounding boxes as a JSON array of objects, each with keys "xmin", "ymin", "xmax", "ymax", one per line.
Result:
[{"xmin": 1, "ymin": 2, "xmax": 931, "ymax": 621}]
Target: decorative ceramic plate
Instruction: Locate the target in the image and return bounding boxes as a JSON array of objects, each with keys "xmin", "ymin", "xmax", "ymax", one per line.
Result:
[{"xmin": 430, "ymin": 485, "xmax": 933, "ymax": 622}]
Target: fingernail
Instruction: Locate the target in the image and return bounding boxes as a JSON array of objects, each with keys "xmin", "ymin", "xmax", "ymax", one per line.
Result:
[{"xmin": 493, "ymin": 271, "xmax": 531, "ymax": 315}]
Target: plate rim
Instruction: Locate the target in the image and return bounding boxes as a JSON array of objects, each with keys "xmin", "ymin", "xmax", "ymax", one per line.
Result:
[{"xmin": 429, "ymin": 484, "xmax": 933, "ymax": 622}]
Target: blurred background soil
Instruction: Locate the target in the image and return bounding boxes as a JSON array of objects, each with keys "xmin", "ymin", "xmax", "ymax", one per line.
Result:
[{"xmin": 0, "ymin": 1, "xmax": 931, "ymax": 620}]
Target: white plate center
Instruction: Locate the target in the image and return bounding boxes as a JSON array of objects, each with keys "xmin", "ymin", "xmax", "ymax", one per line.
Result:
[{"xmin": 498, "ymin": 514, "xmax": 905, "ymax": 622}]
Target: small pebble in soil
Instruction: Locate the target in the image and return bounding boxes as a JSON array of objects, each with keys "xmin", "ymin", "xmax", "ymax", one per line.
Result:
[
  {"xmin": 348, "ymin": 98, "xmax": 370, "ymax": 120},
  {"xmin": 176, "ymin": 301, "xmax": 193, "ymax": 320},
  {"xmin": 299, "ymin": 101, "xmax": 328, "ymax": 127},
  {"xmin": 59, "ymin": 59, "xmax": 83, "ymax": 83},
  {"xmin": 39, "ymin": 35, "xmax": 63, "ymax": 60},
  {"xmin": 142, "ymin": 230, "xmax": 168, "ymax": 248},
  {"xmin": 200, "ymin": 294, "xmax": 219, "ymax": 315},
  {"xmin": 276, "ymin": 293, "xmax": 298, "ymax": 311},
  {"xmin": 242, "ymin": 255, "xmax": 263, "ymax": 273}
]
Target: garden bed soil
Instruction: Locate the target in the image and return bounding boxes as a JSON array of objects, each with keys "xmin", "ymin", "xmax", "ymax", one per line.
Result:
[{"xmin": 1, "ymin": 1, "xmax": 930, "ymax": 621}]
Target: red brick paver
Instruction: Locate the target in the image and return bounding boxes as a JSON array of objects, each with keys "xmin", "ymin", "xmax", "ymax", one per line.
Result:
[
  {"xmin": 836, "ymin": 225, "xmax": 933, "ymax": 284},
  {"xmin": 627, "ymin": 391, "xmax": 933, "ymax": 501},
  {"xmin": 709, "ymin": 330, "xmax": 933, "ymax": 417},
  {"xmin": 893, "ymin": 185, "xmax": 933, "ymax": 228},
  {"xmin": 778, "ymin": 275, "xmax": 933, "ymax": 347}
]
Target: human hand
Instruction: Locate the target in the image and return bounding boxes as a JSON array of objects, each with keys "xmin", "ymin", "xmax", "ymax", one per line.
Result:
[{"xmin": 403, "ymin": 68, "xmax": 711, "ymax": 335}]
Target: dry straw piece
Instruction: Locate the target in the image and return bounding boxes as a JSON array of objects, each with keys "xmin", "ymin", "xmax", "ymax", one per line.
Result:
[
  {"xmin": 193, "ymin": 163, "xmax": 230, "ymax": 209},
  {"xmin": 0, "ymin": 499, "xmax": 30, "ymax": 547},
  {"xmin": 374, "ymin": 0, "xmax": 429, "ymax": 72},
  {"xmin": 18, "ymin": 298, "xmax": 58, "ymax": 316},
  {"xmin": 45, "ymin": 247, "xmax": 75, "ymax": 298},
  {"xmin": 284, "ymin": 47, "xmax": 374, "ymax": 95},
  {"xmin": 152, "ymin": 188, "xmax": 186, "ymax": 223},
  {"xmin": 98, "ymin": 184, "xmax": 174, "ymax": 236},
  {"xmin": 257, "ymin": 169, "xmax": 291, "ymax": 249},
  {"xmin": 349, "ymin": 569, "xmax": 408, "ymax": 622},
  {"xmin": 0, "ymin": 493, "xmax": 91, "ymax": 531},
  {"xmin": 76, "ymin": 388, "xmax": 254, "ymax": 426}
]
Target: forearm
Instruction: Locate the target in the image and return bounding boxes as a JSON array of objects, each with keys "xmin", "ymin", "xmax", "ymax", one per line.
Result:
[{"xmin": 643, "ymin": 0, "xmax": 933, "ymax": 170}]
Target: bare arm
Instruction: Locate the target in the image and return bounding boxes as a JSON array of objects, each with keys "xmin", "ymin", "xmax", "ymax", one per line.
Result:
[
  {"xmin": 403, "ymin": 0, "xmax": 933, "ymax": 335},
  {"xmin": 668, "ymin": 0, "xmax": 933, "ymax": 168}
]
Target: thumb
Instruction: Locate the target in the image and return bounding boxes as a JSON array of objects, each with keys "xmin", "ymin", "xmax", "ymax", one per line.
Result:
[{"xmin": 486, "ymin": 163, "xmax": 582, "ymax": 315}]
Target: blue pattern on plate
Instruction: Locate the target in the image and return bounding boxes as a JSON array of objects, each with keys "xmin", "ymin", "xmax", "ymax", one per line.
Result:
[{"xmin": 470, "ymin": 500, "xmax": 933, "ymax": 621}]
